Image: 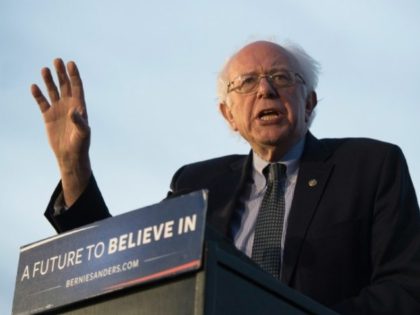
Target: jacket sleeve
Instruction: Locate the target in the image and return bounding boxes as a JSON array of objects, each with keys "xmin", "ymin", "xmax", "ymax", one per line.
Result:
[
  {"xmin": 45, "ymin": 164, "xmax": 188, "ymax": 233},
  {"xmin": 44, "ymin": 174, "xmax": 111, "ymax": 233}
]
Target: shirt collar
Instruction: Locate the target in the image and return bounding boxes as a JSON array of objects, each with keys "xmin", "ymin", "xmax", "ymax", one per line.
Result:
[{"xmin": 251, "ymin": 137, "xmax": 306, "ymax": 192}]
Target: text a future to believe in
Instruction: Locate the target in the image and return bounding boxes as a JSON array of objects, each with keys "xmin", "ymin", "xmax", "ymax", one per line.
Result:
[{"xmin": 20, "ymin": 214, "xmax": 198, "ymax": 282}]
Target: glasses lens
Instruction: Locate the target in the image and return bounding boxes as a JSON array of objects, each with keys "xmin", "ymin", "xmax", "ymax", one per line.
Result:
[
  {"xmin": 271, "ymin": 72, "xmax": 293, "ymax": 87},
  {"xmin": 236, "ymin": 74, "xmax": 259, "ymax": 93}
]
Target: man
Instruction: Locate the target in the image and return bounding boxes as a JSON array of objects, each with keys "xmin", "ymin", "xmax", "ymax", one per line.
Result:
[{"xmin": 31, "ymin": 41, "xmax": 420, "ymax": 314}]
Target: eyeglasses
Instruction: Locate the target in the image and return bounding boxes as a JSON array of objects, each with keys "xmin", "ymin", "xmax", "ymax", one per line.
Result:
[{"xmin": 227, "ymin": 70, "xmax": 306, "ymax": 94}]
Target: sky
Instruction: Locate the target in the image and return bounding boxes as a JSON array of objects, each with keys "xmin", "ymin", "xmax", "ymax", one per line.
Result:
[{"xmin": 1, "ymin": 0, "xmax": 420, "ymax": 313}]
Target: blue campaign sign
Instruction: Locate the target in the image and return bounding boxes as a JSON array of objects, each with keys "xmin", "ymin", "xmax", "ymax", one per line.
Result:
[{"xmin": 12, "ymin": 190, "xmax": 208, "ymax": 315}]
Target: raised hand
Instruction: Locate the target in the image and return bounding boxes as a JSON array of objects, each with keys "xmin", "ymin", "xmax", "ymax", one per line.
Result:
[{"xmin": 32, "ymin": 59, "xmax": 92, "ymax": 206}]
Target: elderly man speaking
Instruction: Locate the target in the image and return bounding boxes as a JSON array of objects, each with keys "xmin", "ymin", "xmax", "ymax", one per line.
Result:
[{"xmin": 31, "ymin": 41, "xmax": 420, "ymax": 314}]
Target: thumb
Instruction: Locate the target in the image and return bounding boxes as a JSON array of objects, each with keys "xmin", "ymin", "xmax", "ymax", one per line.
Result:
[{"xmin": 70, "ymin": 109, "xmax": 90, "ymax": 135}]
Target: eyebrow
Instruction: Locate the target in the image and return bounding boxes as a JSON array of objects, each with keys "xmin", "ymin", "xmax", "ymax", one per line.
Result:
[{"xmin": 233, "ymin": 66, "xmax": 291, "ymax": 78}]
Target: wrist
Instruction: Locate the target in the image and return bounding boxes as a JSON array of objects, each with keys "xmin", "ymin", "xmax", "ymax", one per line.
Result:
[
  {"xmin": 58, "ymin": 156, "xmax": 92, "ymax": 207},
  {"xmin": 57, "ymin": 153, "xmax": 91, "ymax": 175}
]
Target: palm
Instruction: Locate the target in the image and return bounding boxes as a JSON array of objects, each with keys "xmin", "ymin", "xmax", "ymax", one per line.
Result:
[
  {"xmin": 44, "ymin": 97, "xmax": 88, "ymax": 158},
  {"xmin": 32, "ymin": 59, "xmax": 90, "ymax": 164}
]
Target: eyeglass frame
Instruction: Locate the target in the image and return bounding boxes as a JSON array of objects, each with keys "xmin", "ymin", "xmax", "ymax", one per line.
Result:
[{"xmin": 226, "ymin": 70, "xmax": 306, "ymax": 94}]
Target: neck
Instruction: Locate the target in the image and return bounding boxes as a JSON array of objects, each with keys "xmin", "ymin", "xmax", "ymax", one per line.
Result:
[
  {"xmin": 253, "ymin": 135, "xmax": 306, "ymax": 162},
  {"xmin": 255, "ymin": 148, "xmax": 287, "ymax": 162}
]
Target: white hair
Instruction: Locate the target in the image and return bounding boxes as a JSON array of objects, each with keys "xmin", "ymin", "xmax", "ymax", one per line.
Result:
[{"xmin": 217, "ymin": 41, "xmax": 321, "ymax": 106}]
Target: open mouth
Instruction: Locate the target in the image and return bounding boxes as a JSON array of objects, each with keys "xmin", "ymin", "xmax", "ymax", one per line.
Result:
[{"xmin": 257, "ymin": 109, "xmax": 280, "ymax": 121}]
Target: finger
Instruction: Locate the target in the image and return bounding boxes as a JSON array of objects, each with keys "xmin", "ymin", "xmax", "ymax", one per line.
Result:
[
  {"xmin": 31, "ymin": 84, "xmax": 51, "ymax": 113},
  {"xmin": 54, "ymin": 58, "xmax": 72, "ymax": 98},
  {"xmin": 67, "ymin": 61, "xmax": 85, "ymax": 103},
  {"xmin": 41, "ymin": 67, "xmax": 60, "ymax": 103}
]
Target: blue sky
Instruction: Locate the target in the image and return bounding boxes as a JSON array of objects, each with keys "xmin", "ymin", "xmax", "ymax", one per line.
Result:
[{"xmin": 1, "ymin": 0, "xmax": 420, "ymax": 313}]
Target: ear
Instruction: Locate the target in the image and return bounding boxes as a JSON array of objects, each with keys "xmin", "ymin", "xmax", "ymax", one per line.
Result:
[
  {"xmin": 305, "ymin": 91, "xmax": 317, "ymax": 121},
  {"xmin": 219, "ymin": 102, "xmax": 238, "ymax": 131}
]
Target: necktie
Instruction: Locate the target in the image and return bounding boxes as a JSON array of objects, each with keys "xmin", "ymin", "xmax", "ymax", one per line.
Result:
[{"xmin": 252, "ymin": 163, "xmax": 287, "ymax": 279}]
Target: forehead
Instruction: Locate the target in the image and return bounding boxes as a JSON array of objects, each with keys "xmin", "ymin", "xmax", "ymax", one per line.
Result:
[{"xmin": 227, "ymin": 42, "xmax": 298, "ymax": 78}]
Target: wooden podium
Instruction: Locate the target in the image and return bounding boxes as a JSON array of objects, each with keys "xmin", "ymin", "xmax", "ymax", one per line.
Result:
[{"xmin": 42, "ymin": 240, "xmax": 337, "ymax": 315}]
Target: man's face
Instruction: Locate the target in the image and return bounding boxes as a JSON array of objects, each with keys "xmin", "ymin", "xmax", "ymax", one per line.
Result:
[{"xmin": 220, "ymin": 41, "xmax": 316, "ymax": 160}]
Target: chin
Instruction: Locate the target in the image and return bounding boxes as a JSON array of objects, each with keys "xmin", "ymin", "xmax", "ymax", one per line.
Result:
[
  {"xmin": 258, "ymin": 137, "xmax": 286, "ymax": 148},
  {"xmin": 261, "ymin": 131, "xmax": 289, "ymax": 145}
]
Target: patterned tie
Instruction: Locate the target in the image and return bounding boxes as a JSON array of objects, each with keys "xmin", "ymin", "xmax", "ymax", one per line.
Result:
[{"xmin": 252, "ymin": 163, "xmax": 287, "ymax": 279}]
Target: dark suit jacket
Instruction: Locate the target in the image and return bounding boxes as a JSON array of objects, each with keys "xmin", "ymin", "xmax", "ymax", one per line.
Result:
[{"xmin": 46, "ymin": 133, "xmax": 420, "ymax": 315}]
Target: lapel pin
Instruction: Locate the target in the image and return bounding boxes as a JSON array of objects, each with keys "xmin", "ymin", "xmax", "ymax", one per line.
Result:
[{"xmin": 308, "ymin": 179, "xmax": 318, "ymax": 187}]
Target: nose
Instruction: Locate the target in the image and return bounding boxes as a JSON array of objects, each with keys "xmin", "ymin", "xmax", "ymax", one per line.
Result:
[{"xmin": 256, "ymin": 76, "xmax": 278, "ymax": 99}]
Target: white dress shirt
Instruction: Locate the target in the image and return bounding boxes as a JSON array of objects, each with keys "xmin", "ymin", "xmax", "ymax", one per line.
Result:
[{"xmin": 232, "ymin": 138, "xmax": 305, "ymax": 258}]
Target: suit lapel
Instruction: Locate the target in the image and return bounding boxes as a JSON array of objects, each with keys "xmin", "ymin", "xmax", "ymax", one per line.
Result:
[
  {"xmin": 282, "ymin": 133, "xmax": 334, "ymax": 284},
  {"xmin": 207, "ymin": 153, "xmax": 252, "ymax": 238}
]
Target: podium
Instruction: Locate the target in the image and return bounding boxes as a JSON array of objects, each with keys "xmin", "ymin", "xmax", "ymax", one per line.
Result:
[
  {"xmin": 13, "ymin": 191, "xmax": 337, "ymax": 315},
  {"xmin": 40, "ymin": 240, "xmax": 337, "ymax": 315}
]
